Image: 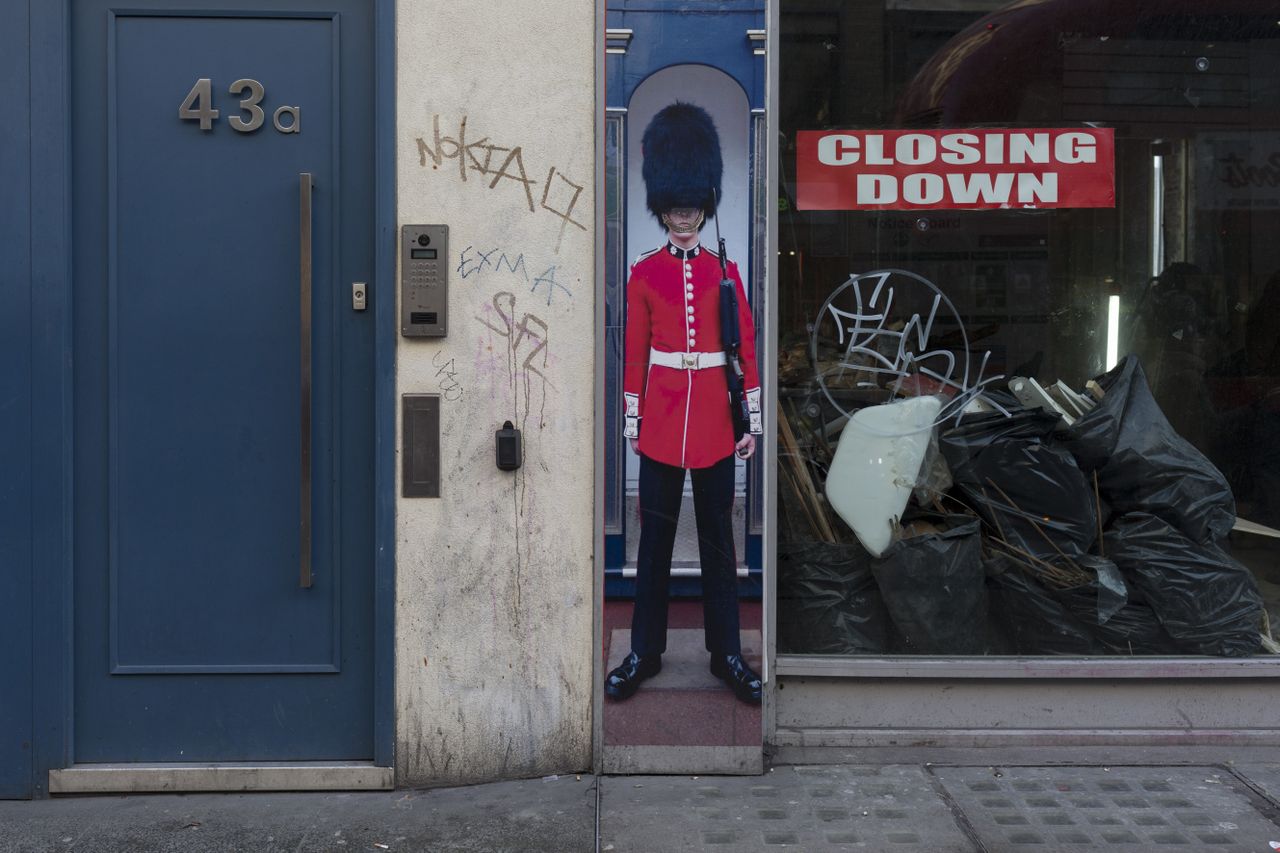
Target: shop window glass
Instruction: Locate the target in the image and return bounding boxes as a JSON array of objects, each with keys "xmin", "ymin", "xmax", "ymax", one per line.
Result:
[{"xmin": 777, "ymin": 0, "xmax": 1280, "ymax": 658}]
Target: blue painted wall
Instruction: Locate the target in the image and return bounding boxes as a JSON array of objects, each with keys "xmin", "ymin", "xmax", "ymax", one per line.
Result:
[{"xmin": 0, "ymin": 0, "xmax": 35, "ymax": 801}]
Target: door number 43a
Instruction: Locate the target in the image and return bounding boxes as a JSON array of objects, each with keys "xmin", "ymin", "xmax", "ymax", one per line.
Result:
[{"xmin": 179, "ymin": 77, "xmax": 301, "ymax": 134}]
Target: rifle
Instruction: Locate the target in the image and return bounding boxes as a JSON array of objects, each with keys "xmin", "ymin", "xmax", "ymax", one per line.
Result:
[{"xmin": 712, "ymin": 191, "xmax": 751, "ymax": 443}]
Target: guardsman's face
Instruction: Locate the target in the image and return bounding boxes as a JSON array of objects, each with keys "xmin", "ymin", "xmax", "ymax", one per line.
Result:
[{"xmin": 662, "ymin": 207, "xmax": 704, "ymax": 234}]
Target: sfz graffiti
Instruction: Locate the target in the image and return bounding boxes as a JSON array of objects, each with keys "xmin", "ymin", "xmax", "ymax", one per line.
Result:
[{"xmin": 474, "ymin": 287, "xmax": 556, "ymax": 433}]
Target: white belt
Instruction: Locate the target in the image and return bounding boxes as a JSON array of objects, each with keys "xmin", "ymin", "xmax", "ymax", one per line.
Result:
[{"xmin": 649, "ymin": 348, "xmax": 726, "ymax": 370}]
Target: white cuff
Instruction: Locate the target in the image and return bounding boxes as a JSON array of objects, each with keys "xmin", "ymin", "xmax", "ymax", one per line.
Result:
[
  {"xmin": 746, "ymin": 388, "xmax": 762, "ymax": 434},
  {"xmin": 624, "ymin": 394, "xmax": 641, "ymax": 438}
]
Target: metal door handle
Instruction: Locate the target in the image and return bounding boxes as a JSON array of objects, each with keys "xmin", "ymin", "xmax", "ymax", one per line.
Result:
[{"xmin": 299, "ymin": 172, "xmax": 313, "ymax": 588}]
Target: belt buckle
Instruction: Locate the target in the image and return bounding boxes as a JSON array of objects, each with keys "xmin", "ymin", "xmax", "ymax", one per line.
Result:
[{"xmin": 681, "ymin": 352, "xmax": 698, "ymax": 370}]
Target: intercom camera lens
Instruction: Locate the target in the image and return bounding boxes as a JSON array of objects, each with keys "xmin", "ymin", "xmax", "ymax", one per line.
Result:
[{"xmin": 417, "ymin": 234, "xmax": 431, "ymax": 246}]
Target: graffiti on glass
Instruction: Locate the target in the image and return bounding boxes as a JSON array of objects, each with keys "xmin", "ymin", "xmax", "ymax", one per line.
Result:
[{"xmin": 811, "ymin": 268, "xmax": 1008, "ymax": 431}]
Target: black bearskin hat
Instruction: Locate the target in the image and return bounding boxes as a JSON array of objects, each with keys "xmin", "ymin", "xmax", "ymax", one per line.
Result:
[{"xmin": 641, "ymin": 102, "xmax": 723, "ymax": 222}]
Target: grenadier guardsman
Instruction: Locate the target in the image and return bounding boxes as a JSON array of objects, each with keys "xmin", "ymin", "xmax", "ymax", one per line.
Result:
[{"xmin": 604, "ymin": 102, "xmax": 765, "ymax": 704}]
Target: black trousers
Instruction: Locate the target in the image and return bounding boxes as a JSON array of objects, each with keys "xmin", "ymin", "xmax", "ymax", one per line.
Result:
[{"xmin": 631, "ymin": 453, "xmax": 741, "ymax": 658}]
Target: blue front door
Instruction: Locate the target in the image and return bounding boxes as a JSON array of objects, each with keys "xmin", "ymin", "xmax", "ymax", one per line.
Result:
[{"xmin": 71, "ymin": 1, "xmax": 377, "ymax": 761}]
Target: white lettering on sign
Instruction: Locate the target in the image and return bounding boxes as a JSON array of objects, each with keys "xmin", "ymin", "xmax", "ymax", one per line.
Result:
[
  {"xmin": 864, "ymin": 135, "xmax": 893, "ymax": 166},
  {"xmin": 940, "ymin": 133, "xmax": 981, "ymax": 165},
  {"xmin": 1056, "ymin": 132, "xmax": 1097, "ymax": 164},
  {"xmin": 1009, "ymin": 133, "xmax": 1048, "ymax": 163},
  {"xmin": 856, "ymin": 173, "xmax": 1058, "ymax": 206},
  {"xmin": 946, "ymin": 173, "xmax": 1014, "ymax": 204},
  {"xmin": 898, "ymin": 134, "xmax": 936, "ymax": 165},
  {"xmin": 857, "ymin": 174, "xmax": 896, "ymax": 204},
  {"xmin": 902, "ymin": 173, "xmax": 943, "ymax": 205},
  {"xmin": 816, "ymin": 131, "xmax": 1087, "ymax": 168},
  {"xmin": 1018, "ymin": 173, "xmax": 1058, "ymax": 204},
  {"xmin": 817, "ymin": 134, "xmax": 860, "ymax": 165},
  {"xmin": 800, "ymin": 128, "xmax": 1114, "ymax": 211}
]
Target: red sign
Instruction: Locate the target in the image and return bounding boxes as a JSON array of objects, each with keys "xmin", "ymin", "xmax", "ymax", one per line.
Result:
[{"xmin": 796, "ymin": 128, "xmax": 1115, "ymax": 211}]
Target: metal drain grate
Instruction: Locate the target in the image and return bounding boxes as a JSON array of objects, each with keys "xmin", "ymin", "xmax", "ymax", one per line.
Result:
[{"xmin": 933, "ymin": 766, "xmax": 1280, "ymax": 850}]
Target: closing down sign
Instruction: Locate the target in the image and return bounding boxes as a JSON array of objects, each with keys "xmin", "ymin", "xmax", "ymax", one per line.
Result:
[{"xmin": 796, "ymin": 128, "xmax": 1115, "ymax": 211}]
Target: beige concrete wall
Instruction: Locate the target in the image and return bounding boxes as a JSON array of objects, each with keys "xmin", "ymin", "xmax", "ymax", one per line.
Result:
[{"xmin": 395, "ymin": 2, "xmax": 597, "ymax": 785}]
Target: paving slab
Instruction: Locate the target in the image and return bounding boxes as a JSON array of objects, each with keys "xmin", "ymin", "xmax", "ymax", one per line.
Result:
[
  {"xmin": 0, "ymin": 776, "xmax": 595, "ymax": 853},
  {"xmin": 599, "ymin": 765, "xmax": 977, "ymax": 852},
  {"xmin": 933, "ymin": 765, "xmax": 1280, "ymax": 851},
  {"xmin": 1234, "ymin": 763, "xmax": 1280, "ymax": 807}
]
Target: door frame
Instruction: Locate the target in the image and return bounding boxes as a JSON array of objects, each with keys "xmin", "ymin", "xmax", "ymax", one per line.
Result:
[
  {"xmin": 0, "ymin": 0, "xmax": 35, "ymax": 800},
  {"xmin": 23, "ymin": 0, "xmax": 397, "ymax": 796}
]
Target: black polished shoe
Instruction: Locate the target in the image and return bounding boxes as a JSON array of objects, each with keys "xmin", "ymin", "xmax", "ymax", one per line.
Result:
[
  {"xmin": 710, "ymin": 654, "xmax": 762, "ymax": 703},
  {"xmin": 604, "ymin": 651, "xmax": 662, "ymax": 701}
]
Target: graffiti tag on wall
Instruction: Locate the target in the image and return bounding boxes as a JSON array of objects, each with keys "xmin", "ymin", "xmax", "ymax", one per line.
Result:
[
  {"xmin": 457, "ymin": 245, "xmax": 574, "ymax": 307},
  {"xmin": 432, "ymin": 351, "xmax": 465, "ymax": 403},
  {"xmin": 417, "ymin": 115, "xmax": 588, "ymax": 252}
]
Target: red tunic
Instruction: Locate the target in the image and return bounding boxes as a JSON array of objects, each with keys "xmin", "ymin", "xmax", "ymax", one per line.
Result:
[{"xmin": 623, "ymin": 241, "xmax": 763, "ymax": 469}]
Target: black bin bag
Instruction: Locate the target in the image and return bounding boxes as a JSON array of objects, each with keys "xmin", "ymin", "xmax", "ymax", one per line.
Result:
[
  {"xmin": 777, "ymin": 541, "xmax": 890, "ymax": 654},
  {"xmin": 986, "ymin": 554, "xmax": 1097, "ymax": 655},
  {"xmin": 1061, "ymin": 355, "xmax": 1235, "ymax": 545},
  {"xmin": 1084, "ymin": 599, "xmax": 1180, "ymax": 655},
  {"xmin": 1057, "ymin": 555, "xmax": 1127, "ymax": 625},
  {"xmin": 987, "ymin": 553, "xmax": 1180, "ymax": 655},
  {"xmin": 941, "ymin": 408, "xmax": 1099, "ymax": 560},
  {"xmin": 1053, "ymin": 557, "xmax": 1180, "ymax": 655},
  {"xmin": 1106, "ymin": 513, "xmax": 1262, "ymax": 657},
  {"xmin": 871, "ymin": 516, "xmax": 986, "ymax": 654}
]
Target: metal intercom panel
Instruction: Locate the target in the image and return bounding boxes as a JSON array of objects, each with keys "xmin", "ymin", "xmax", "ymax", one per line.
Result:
[{"xmin": 401, "ymin": 225, "xmax": 448, "ymax": 337}]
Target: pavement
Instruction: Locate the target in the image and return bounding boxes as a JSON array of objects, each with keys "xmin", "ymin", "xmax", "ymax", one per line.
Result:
[{"xmin": 8, "ymin": 762, "xmax": 1280, "ymax": 851}]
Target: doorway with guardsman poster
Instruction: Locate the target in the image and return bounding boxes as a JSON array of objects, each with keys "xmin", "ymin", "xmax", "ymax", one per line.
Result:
[{"xmin": 601, "ymin": 0, "xmax": 768, "ymax": 774}]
